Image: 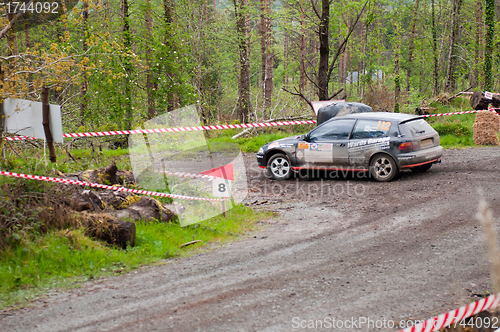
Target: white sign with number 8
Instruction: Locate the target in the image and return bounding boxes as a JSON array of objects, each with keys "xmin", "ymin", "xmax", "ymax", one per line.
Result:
[{"xmin": 212, "ymin": 178, "xmax": 232, "ymax": 197}]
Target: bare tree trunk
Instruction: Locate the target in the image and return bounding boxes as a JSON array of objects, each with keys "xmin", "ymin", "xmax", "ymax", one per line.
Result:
[
  {"xmin": 444, "ymin": 0, "xmax": 462, "ymax": 93},
  {"xmin": 298, "ymin": 0, "xmax": 306, "ymax": 93},
  {"xmin": 163, "ymin": 0, "xmax": 176, "ymax": 112},
  {"xmin": 233, "ymin": 0, "xmax": 251, "ymax": 123},
  {"xmin": 80, "ymin": 0, "xmax": 88, "ymax": 126},
  {"xmin": 260, "ymin": 0, "xmax": 273, "ymax": 118},
  {"xmin": 145, "ymin": 0, "xmax": 155, "ymax": 119},
  {"xmin": 432, "ymin": 0, "xmax": 439, "ymax": 96},
  {"xmin": 264, "ymin": 0, "xmax": 273, "ymax": 116},
  {"xmin": 0, "ymin": 61, "xmax": 4, "ymax": 158},
  {"xmin": 283, "ymin": 0, "xmax": 289, "ymax": 85},
  {"xmin": 406, "ymin": 0, "xmax": 420, "ymax": 92},
  {"xmin": 317, "ymin": 0, "xmax": 330, "ymax": 100},
  {"xmin": 471, "ymin": 0, "xmax": 483, "ymax": 88},
  {"xmin": 121, "ymin": 0, "xmax": 133, "ymax": 128},
  {"xmin": 394, "ymin": 14, "xmax": 401, "ymax": 112},
  {"xmin": 484, "ymin": 0, "xmax": 494, "ymax": 90},
  {"xmin": 24, "ymin": 22, "xmax": 33, "ymax": 94},
  {"xmin": 339, "ymin": 52, "xmax": 347, "ymax": 86}
]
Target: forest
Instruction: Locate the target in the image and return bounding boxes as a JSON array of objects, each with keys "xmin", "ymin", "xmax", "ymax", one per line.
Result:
[{"xmin": 0, "ymin": 0, "xmax": 498, "ymax": 135}]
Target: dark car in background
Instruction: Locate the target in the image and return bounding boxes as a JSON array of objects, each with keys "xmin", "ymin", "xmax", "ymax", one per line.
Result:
[
  {"xmin": 316, "ymin": 101, "xmax": 373, "ymax": 125},
  {"xmin": 256, "ymin": 112, "xmax": 443, "ymax": 182}
]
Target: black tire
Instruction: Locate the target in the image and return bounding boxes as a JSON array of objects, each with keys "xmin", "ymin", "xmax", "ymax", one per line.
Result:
[
  {"xmin": 267, "ymin": 153, "xmax": 292, "ymax": 180},
  {"xmin": 370, "ymin": 154, "xmax": 399, "ymax": 182},
  {"xmin": 412, "ymin": 163, "xmax": 432, "ymax": 173}
]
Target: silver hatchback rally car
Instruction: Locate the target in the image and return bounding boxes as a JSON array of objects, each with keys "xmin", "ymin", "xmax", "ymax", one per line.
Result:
[{"xmin": 256, "ymin": 112, "xmax": 443, "ymax": 182}]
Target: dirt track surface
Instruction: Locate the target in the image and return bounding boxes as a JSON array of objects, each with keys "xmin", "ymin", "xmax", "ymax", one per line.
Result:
[{"xmin": 3, "ymin": 147, "xmax": 500, "ymax": 331}]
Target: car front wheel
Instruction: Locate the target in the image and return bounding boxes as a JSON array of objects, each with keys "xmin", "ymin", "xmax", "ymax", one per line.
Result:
[
  {"xmin": 267, "ymin": 153, "xmax": 292, "ymax": 180},
  {"xmin": 370, "ymin": 154, "xmax": 399, "ymax": 182}
]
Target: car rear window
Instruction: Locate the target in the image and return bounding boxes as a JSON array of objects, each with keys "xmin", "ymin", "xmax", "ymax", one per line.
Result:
[{"xmin": 400, "ymin": 119, "xmax": 435, "ymax": 137}]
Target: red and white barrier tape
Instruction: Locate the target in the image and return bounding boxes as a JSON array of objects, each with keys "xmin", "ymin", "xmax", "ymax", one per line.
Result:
[
  {"xmin": 163, "ymin": 170, "xmax": 214, "ymax": 181},
  {"xmin": 3, "ymin": 119, "xmax": 316, "ymax": 141},
  {"xmin": 4, "ymin": 109, "xmax": 499, "ymax": 141},
  {"xmin": 397, "ymin": 292, "xmax": 500, "ymax": 332},
  {"xmin": 459, "ymin": 92, "xmax": 500, "ymax": 95},
  {"xmin": 422, "ymin": 109, "xmax": 498, "ymax": 117},
  {"xmin": 0, "ymin": 170, "xmax": 225, "ymax": 201}
]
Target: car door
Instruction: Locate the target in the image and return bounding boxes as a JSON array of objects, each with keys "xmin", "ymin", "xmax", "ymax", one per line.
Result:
[
  {"xmin": 348, "ymin": 119, "xmax": 393, "ymax": 167},
  {"xmin": 299, "ymin": 119, "xmax": 356, "ymax": 167}
]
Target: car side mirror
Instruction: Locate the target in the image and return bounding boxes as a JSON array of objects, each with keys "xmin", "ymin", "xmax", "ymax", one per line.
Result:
[{"xmin": 303, "ymin": 133, "xmax": 310, "ymax": 142}]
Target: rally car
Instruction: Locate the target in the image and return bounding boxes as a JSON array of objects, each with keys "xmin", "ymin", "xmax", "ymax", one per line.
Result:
[{"xmin": 256, "ymin": 112, "xmax": 443, "ymax": 182}]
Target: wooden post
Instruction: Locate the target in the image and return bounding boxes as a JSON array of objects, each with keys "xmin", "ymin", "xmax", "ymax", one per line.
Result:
[
  {"xmin": 42, "ymin": 87, "xmax": 57, "ymax": 162},
  {"xmin": 0, "ymin": 60, "xmax": 4, "ymax": 159}
]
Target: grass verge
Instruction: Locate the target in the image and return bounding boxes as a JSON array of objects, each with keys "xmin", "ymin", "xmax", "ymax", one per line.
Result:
[{"xmin": 0, "ymin": 204, "xmax": 272, "ymax": 309}]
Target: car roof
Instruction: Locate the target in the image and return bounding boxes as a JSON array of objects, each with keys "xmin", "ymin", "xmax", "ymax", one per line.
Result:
[{"xmin": 325, "ymin": 111, "xmax": 422, "ymax": 123}]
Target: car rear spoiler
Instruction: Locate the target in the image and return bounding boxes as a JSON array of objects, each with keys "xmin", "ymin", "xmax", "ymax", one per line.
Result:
[{"xmin": 399, "ymin": 116, "xmax": 424, "ymax": 124}]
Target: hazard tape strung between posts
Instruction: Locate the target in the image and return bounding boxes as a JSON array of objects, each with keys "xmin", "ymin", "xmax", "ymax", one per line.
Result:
[
  {"xmin": 163, "ymin": 170, "xmax": 214, "ymax": 181},
  {"xmin": 4, "ymin": 119, "xmax": 316, "ymax": 141},
  {"xmin": 0, "ymin": 171, "xmax": 225, "ymax": 202},
  {"xmin": 397, "ymin": 292, "xmax": 500, "ymax": 332},
  {"xmin": 422, "ymin": 109, "xmax": 498, "ymax": 117},
  {"xmin": 4, "ymin": 109, "xmax": 500, "ymax": 141},
  {"xmin": 459, "ymin": 92, "xmax": 500, "ymax": 95}
]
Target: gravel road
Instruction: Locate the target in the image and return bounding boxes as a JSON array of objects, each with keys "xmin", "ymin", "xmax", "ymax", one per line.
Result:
[{"xmin": 2, "ymin": 147, "xmax": 500, "ymax": 332}]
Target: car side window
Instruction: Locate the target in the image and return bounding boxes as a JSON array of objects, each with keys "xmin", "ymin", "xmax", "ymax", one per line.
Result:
[
  {"xmin": 351, "ymin": 119, "xmax": 392, "ymax": 139},
  {"xmin": 309, "ymin": 119, "xmax": 356, "ymax": 141}
]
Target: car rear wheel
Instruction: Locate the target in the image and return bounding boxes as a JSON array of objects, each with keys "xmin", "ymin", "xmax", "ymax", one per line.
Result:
[
  {"xmin": 267, "ymin": 153, "xmax": 292, "ymax": 180},
  {"xmin": 412, "ymin": 163, "xmax": 432, "ymax": 173},
  {"xmin": 370, "ymin": 154, "xmax": 399, "ymax": 182}
]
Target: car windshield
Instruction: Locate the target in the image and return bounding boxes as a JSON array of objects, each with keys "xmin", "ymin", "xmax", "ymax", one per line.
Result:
[{"xmin": 400, "ymin": 119, "xmax": 435, "ymax": 137}]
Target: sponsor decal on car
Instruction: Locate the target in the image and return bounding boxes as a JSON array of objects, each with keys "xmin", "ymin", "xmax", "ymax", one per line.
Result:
[
  {"xmin": 297, "ymin": 142, "xmax": 332, "ymax": 151},
  {"xmin": 317, "ymin": 143, "xmax": 332, "ymax": 151},
  {"xmin": 268, "ymin": 142, "xmax": 279, "ymax": 149},
  {"xmin": 348, "ymin": 137, "xmax": 390, "ymax": 152}
]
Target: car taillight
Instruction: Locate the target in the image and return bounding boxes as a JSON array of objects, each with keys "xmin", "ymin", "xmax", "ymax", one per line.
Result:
[{"xmin": 398, "ymin": 142, "xmax": 415, "ymax": 151}]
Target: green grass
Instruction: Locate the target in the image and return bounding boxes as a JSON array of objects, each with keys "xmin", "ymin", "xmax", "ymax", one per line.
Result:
[
  {"xmin": 209, "ymin": 132, "xmax": 302, "ymax": 153},
  {"xmin": 0, "ymin": 204, "xmax": 271, "ymax": 309}
]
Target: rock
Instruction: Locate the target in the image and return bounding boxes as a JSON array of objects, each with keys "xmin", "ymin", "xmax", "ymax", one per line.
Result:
[
  {"xmin": 470, "ymin": 91, "xmax": 500, "ymax": 111},
  {"xmin": 98, "ymin": 191, "xmax": 140, "ymax": 210},
  {"xmin": 78, "ymin": 161, "xmax": 120, "ymax": 185},
  {"xmin": 71, "ymin": 190, "xmax": 105, "ymax": 212},
  {"xmin": 113, "ymin": 197, "xmax": 177, "ymax": 223},
  {"xmin": 83, "ymin": 213, "xmax": 136, "ymax": 248}
]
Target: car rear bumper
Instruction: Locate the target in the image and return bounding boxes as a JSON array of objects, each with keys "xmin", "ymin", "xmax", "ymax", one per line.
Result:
[{"xmin": 397, "ymin": 146, "xmax": 444, "ymax": 168}]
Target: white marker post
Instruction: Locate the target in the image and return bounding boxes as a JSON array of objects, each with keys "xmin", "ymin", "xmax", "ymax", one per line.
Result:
[{"xmin": 213, "ymin": 178, "xmax": 231, "ymax": 218}]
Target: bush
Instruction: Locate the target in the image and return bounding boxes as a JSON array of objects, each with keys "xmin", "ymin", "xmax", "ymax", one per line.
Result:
[{"xmin": 431, "ymin": 122, "xmax": 472, "ymax": 137}]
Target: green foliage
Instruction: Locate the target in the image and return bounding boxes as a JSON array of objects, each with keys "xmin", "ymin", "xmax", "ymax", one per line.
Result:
[
  {"xmin": 0, "ymin": 204, "xmax": 271, "ymax": 308},
  {"xmin": 431, "ymin": 122, "xmax": 472, "ymax": 137}
]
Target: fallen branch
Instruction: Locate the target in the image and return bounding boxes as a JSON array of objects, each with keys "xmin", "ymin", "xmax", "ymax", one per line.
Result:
[
  {"xmin": 448, "ymin": 86, "xmax": 473, "ymax": 101},
  {"xmin": 179, "ymin": 240, "xmax": 201, "ymax": 248}
]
